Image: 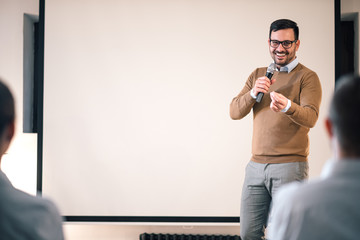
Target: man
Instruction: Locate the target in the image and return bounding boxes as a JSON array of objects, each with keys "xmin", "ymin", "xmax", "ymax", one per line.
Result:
[
  {"xmin": 230, "ymin": 19, "xmax": 322, "ymax": 240},
  {"xmin": 0, "ymin": 79, "xmax": 64, "ymax": 239},
  {"xmin": 268, "ymin": 75, "xmax": 360, "ymax": 240}
]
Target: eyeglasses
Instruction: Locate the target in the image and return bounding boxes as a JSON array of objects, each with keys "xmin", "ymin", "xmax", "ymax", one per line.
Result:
[{"xmin": 269, "ymin": 39, "xmax": 297, "ymax": 49}]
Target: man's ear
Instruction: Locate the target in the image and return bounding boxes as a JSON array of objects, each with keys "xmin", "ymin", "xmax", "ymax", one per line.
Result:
[
  {"xmin": 5, "ymin": 121, "xmax": 15, "ymax": 142},
  {"xmin": 325, "ymin": 117, "xmax": 333, "ymax": 138},
  {"xmin": 295, "ymin": 39, "xmax": 300, "ymax": 51},
  {"xmin": 0, "ymin": 121, "xmax": 15, "ymax": 158}
]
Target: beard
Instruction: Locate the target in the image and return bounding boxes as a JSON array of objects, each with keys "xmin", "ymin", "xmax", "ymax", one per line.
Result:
[
  {"xmin": 270, "ymin": 49, "xmax": 296, "ymax": 67},
  {"xmin": 272, "ymin": 50, "xmax": 293, "ymax": 67}
]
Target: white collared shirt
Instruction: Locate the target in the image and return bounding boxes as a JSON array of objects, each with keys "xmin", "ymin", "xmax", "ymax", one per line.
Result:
[{"xmin": 278, "ymin": 57, "xmax": 299, "ymax": 73}]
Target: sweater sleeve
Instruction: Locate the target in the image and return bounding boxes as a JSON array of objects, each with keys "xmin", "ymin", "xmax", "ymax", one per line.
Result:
[
  {"xmin": 230, "ymin": 70, "xmax": 257, "ymax": 120},
  {"xmin": 285, "ymin": 71, "xmax": 322, "ymax": 128}
]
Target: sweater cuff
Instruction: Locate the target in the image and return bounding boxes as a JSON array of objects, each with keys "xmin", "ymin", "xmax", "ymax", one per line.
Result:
[{"xmin": 285, "ymin": 101, "xmax": 296, "ymax": 115}]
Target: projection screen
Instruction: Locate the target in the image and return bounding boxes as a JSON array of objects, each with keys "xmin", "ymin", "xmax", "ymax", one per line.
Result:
[{"xmin": 42, "ymin": 0, "xmax": 334, "ymax": 221}]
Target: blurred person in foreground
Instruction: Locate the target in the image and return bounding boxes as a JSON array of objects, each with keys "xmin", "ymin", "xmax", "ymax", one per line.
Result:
[
  {"xmin": 268, "ymin": 74, "xmax": 360, "ymax": 240},
  {"xmin": 0, "ymin": 79, "xmax": 64, "ymax": 239}
]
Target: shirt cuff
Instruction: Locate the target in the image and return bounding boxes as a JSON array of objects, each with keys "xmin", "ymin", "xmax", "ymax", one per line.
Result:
[
  {"xmin": 281, "ymin": 99, "xmax": 291, "ymax": 112},
  {"xmin": 250, "ymin": 89, "xmax": 257, "ymax": 99}
]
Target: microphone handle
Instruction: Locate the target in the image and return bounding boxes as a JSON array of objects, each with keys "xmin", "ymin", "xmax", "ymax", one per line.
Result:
[
  {"xmin": 256, "ymin": 92, "xmax": 264, "ymax": 103},
  {"xmin": 256, "ymin": 72, "xmax": 274, "ymax": 103}
]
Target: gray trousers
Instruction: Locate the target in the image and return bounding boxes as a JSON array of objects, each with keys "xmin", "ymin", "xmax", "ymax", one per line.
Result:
[{"xmin": 240, "ymin": 161, "xmax": 308, "ymax": 240}]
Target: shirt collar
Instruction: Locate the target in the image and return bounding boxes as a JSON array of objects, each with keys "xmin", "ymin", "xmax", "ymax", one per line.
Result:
[{"xmin": 277, "ymin": 57, "xmax": 299, "ymax": 73}]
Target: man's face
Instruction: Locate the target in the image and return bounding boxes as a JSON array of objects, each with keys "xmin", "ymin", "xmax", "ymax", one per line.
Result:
[{"xmin": 268, "ymin": 28, "xmax": 300, "ymax": 68}]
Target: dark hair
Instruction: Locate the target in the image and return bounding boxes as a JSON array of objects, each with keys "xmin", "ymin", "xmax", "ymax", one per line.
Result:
[
  {"xmin": 0, "ymin": 79, "xmax": 15, "ymax": 134},
  {"xmin": 269, "ymin": 19, "xmax": 299, "ymax": 40},
  {"xmin": 329, "ymin": 75, "xmax": 360, "ymax": 156}
]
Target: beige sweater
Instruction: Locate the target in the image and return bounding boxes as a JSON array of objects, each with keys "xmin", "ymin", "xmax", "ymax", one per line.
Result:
[{"xmin": 230, "ymin": 63, "xmax": 322, "ymax": 163}]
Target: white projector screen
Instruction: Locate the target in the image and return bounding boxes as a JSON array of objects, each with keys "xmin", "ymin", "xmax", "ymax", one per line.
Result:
[{"xmin": 43, "ymin": 0, "xmax": 334, "ymax": 220}]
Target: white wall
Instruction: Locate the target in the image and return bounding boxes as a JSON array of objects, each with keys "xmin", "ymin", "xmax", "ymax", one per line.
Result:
[
  {"xmin": 1, "ymin": 0, "xmax": 335, "ymax": 239},
  {"xmin": 0, "ymin": 0, "xmax": 38, "ymax": 194},
  {"xmin": 63, "ymin": 224, "xmax": 240, "ymax": 240}
]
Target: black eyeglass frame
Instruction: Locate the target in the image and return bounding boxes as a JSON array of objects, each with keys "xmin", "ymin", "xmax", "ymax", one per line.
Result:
[{"xmin": 269, "ymin": 39, "xmax": 298, "ymax": 49}]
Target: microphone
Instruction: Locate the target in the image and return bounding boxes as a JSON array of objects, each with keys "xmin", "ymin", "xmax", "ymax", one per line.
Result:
[{"xmin": 256, "ymin": 63, "xmax": 276, "ymax": 103}]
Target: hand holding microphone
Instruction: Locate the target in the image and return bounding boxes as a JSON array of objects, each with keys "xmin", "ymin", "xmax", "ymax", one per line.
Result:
[{"xmin": 255, "ymin": 63, "xmax": 276, "ymax": 103}]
